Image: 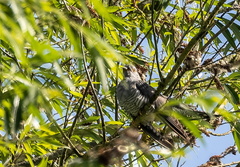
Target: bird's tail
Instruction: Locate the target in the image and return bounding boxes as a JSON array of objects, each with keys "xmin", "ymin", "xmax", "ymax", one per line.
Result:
[{"xmin": 140, "ymin": 123, "xmax": 174, "ymax": 149}]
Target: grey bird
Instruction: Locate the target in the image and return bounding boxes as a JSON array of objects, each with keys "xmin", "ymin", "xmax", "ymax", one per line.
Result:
[{"xmin": 116, "ymin": 65, "xmax": 210, "ymax": 149}]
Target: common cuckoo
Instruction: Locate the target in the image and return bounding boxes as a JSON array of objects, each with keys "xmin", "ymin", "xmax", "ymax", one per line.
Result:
[{"xmin": 117, "ymin": 65, "xmax": 209, "ymax": 149}]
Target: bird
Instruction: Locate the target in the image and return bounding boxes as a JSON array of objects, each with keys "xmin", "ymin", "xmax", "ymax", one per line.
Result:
[{"xmin": 116, "ymin": 65, "xmax": 210, "ymax": 149}]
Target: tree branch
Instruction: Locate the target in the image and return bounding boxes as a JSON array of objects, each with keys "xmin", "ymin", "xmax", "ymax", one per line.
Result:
[
  {"xmin": 81, "ymin": 35, "xmax": 106, "ymax": 144},
  {"xmin": 152, "ymin": 0, "xmax": 227, "ymax": 102}
]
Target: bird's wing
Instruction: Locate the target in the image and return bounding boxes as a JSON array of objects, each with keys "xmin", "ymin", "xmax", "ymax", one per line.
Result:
[
  {"xmin": 135, "ymin": 80, "xmax": 167, "ymax": 106},
  {"xmin": 134, "ymin": 80, "xmax": 194, "ymax": 145},
  {"xmin": 135, "ymin": 80, "xmax": 156, "ymax": 98}
]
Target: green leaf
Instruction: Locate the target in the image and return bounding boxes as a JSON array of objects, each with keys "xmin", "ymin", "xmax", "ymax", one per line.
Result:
[
  {"xmin": 78, "ymin": 116, "xmax": 101, "ymax": 126},
  {"xmin": 232, "ymin": 122, "xmax": 240, "ymax": 152},
  {"xmin": 223, "ymin": 15, "xmax": 240, "ymax": 43},
  {"xmin": 136, "ymin": 150, "xmax": 147, "ymax": 166},
  {"xmin": 227, "ymin": 72, "xmax": 240, "ymax": 80},
  {"xmin": 42, "ymin": 138, "xmax": 65, "ymax": 147},
  {"xmin": 89, "ymin": 0, "xmax": 111, "ymax": 21},
  {"xmin": 105, "ymin": 121, "xmax": 123, "ymax": 125},
  {"xmin": 224, "ymin": 84, "xmax": 240, "ymax": 105},
  {"xmin": 38, "ymin": 158, "xmax": 48, "ymax": 167},
  {"xmin": 124, "ymin": 54, "xmax": 147, "ymax": 65},
  {"xmin": 69, "ymin": 91, "xmax": 83, "ymax": 98},
  {"xmin": 14, "ymin": 97, "xmax": 23, "ymax": 133},
  {"xmin": 4, "ymin": 109, "xmax": 11, "ymax": 136},
  {"xmin": 143, "ymin": 153, "xmax": 160, "ymax": 167},
  {"xmin": 173, "ymin": 112, "xmax": 201, "ymax": 138},
  {"xmin": 216, "ymin": 21, "xmax": 237, "ymax": 49}
]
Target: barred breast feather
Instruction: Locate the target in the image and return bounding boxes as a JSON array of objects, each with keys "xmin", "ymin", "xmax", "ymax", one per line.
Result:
[{"xmin": 117, "ymin": 79, "xmax": 149, "ymax": 117}]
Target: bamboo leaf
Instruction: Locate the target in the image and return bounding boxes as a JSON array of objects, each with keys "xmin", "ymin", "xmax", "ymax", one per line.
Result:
[
  {"xmin": 224, "ymin": 84, "xmax": 240, "ymax": 105},
  {"xmin": 216, "ymin": 21, "xmax": 237, "ymax": 49}
]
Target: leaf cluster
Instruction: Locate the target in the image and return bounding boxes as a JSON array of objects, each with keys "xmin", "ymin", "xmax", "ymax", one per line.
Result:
[{"xmin": 0, "ymin": 0, "xmax": 240, "ymax": 166}]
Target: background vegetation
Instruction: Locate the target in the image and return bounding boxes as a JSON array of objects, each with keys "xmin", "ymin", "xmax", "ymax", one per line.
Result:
[{"xmin": 0, "ymin": 0, "xmax": 240, "ymax": 166}]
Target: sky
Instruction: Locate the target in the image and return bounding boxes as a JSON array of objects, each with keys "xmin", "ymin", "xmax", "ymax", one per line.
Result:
[{"xmin": 179, "ymin": 123, "xmax": 239, "ymax": 166}]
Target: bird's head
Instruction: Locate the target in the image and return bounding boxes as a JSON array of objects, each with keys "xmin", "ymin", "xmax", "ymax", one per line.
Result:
[{"xmin": 122, "ymin": 65, "xmax": 141, "ymax": 80}]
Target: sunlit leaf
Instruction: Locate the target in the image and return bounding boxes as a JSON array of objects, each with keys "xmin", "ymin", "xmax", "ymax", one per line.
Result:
[
  {"xmin": 224, "ymin": 84, "xmax": 240, "ymax": 105},
  {"xmin": 105, "ymin": 121, "xmax": 123, "ymax": 125},
  {"xmin": 0, "ymin": 0, "xmax": 240, "ymax": 166},
  {"xmin": 38, "ymin": 158, "xmax": 48, "ymax": 167},
  {"xmin": 227, "ymin": 72, "xmax": 240, "ymax": 80},
  {"xmin": 69, "ymin": 91, "xmax": 83, "ymax": 98},
  {"xmin": 136, "ymin": 150, "xmax": 149, "ymax": 166}
]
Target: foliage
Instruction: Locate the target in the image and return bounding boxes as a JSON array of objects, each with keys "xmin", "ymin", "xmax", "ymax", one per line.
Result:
[{"xmin": 0, "ymin": 0, "xmax": 240, "ymax": 166}]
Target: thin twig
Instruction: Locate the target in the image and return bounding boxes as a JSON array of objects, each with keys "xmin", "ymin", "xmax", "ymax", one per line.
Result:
[
  {"xmin": 151, "ymin": 0, "xmax": 162, "ymax": 80},
  {"xmin": 67, "ymin": 68, "xmax": 94, "ymax": 138},
  {"xmin": 0, "ymin": 47, "xmax": 24, "ymax": 74},
  {"xmin": 190, "ymin": 77, "xmax": 214, "ymax": 84},
  {"xmin": 45, "ymin": 108, "xmax": 83, "ymax": 157},
  {"xmin": 154, "ymin": 0, "xmax": 227, "ymax": 99},
  {"xmin": 199, "ymin": 146, "xmax": 238, "ymax": 167},
  {"xmin": 201, "ymin": 11, "xmax": 240, "ymax": 52},
  {"xmin": 115, "ymin": 62, "xmax": 119, "ymax": 121},
  {"xmin": 213, "ymin": 161, "xmax": 240, "ymax": 167},
  {"xmin": 206, "ymin": 129, "xmax": 232, "ymax": 136},
  {"xmin": 13, "ymin": 149, "xmax": 74, "ymax": 167},
  {"xmin": 81, "ymin": 35, "xmax": 106, "ymax": 144}
]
